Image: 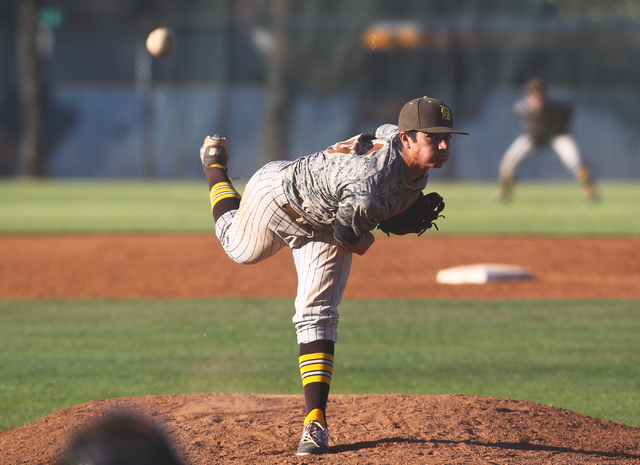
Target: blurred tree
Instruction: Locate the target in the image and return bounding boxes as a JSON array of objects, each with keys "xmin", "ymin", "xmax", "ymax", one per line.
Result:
[
  {"xmin": 16, "ymin": 0, "xmax": 45, "ymax": 177},
  {"xmin": 262, "ymin": 0, "xmax": 293, "ymax": 163}
]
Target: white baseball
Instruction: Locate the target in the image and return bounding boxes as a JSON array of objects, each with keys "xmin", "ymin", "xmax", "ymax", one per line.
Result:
[{"xmin": 146, "ymin": 28, "xmax": 176, "ymax": 58}]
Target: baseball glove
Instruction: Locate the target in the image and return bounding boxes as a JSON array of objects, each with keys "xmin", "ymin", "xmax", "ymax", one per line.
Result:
[{"xmin": 377, "ymin": 192, "xmax": 445, "ymax": 236}]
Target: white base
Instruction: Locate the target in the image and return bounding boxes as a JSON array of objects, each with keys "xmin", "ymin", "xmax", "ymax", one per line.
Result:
[{"xmin": 436, "ymin": 263, "xmax": 534, "ymax": 285}]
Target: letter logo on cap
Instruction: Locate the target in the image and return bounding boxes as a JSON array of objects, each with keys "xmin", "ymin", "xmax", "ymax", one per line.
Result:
[{"xmin": 440, "ymin": 105, "xmax": 451, "ymax": 121}]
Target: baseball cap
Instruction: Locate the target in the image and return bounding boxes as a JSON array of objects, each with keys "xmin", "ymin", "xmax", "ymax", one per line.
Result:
[{"xmin": 398, "ymin": 97, "xmax": 469, "ymax": 135}]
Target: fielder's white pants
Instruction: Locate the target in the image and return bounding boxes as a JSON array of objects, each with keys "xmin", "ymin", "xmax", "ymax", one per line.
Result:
[
  {"xmin": 498, "ymin": 133, "xmax": 584, "ymax": 178},
  {"xmin": 215, "ymin": 161, "xmax": 352, "ymax": 344}
]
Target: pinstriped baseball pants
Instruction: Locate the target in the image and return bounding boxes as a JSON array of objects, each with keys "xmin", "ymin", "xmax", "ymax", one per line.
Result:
[
  {"xmin": 215, "ymin": 161, "xmax": 352, "ymax": 344},
  {"xmin": 498, "ymin": 133, "xmax": 584, "ymax": 178}
]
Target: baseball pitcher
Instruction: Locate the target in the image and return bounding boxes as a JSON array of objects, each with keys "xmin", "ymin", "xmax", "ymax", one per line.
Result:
[{"xmin": 200, "ymin": 97, "xmax": 468, "ymax": 456}]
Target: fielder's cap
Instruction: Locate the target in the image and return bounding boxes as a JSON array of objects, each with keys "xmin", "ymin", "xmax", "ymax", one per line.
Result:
[{"xmin": 398, "ymin": 97, "xmax": 469, "ymax": 135}]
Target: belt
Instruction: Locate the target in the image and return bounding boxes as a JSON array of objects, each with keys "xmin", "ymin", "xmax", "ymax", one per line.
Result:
[
  {"xmin": 282, "ymin": 205, "xmax": 323, "ymax": 238},
  {"xmin": 283, "ymin": 203, "xmax": 301, "ymax": 219},
  {"xmin": 283, "ymin": 203, "xmax": 307, "ymax": 224}
]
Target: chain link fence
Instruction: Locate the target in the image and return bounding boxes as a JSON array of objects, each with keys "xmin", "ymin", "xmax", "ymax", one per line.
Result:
[{"xmin": 2, "ymin": 0, "xmax": 640, "ymax": 180}]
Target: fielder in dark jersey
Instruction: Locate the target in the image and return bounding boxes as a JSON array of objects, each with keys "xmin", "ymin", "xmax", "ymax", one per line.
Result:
[
  {"xmin": 495, "ymin": 77, "xmax": 598, "ymax": 203},
  {"xmin": 200, "ymin": 97, "xmax": 468, "ymax": 456}
]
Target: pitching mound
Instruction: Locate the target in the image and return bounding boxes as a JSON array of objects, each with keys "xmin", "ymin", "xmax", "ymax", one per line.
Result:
[
  {"xmin": 2, "ymin": 393, "xmax": 640, "ymax": 464},
  {"xmin": 1, "ymin": 233, "xmax": 640, "ymax": 464}
]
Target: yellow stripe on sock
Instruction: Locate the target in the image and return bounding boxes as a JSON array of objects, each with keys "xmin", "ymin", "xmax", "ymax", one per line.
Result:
[
  {"xmin": 210, "ymin": 191, "xmax": 238, "ymax": 205},
  {"xmin": 209, "ymin": 182, "xmax": 239, "ymax": 200},
  {"xmin": 209, "ymin": 185, "xmax": 236, "ymax": 196},
  {"xmin": 211, "ymin": 193, "xmax": 242, "ymax": 211},
  {"xmin": 210, "ymin": 188, "xmax": 239, "ymax": 202},
  {"xmin": 209, "ymin": 182, "xmax": 241, "ymax": 210},
  {"xmin": 299, "ymin": 352, "xmax": 334, "ymax": 387},
  {"xmin": 301, "ymin": 375, "xmax": 332, "ymax": 386},
  {"xmin": 299, "ymin": 352, "xmax": 334, "ymax": 364},
  {"xmin": 211, "ymin": 190, "xmax": 240, "ymax": 200},
  {"xmin": 300, "ymin": 363, "xmax": 333, "ymax": 376}
]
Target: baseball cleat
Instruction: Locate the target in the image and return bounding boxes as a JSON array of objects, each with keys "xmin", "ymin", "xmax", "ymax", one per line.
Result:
[
  {"xmin": 200, "ymin": 134, "xmax": 229, "ymax": 168},
  {"xmin": 491, "ymin": 190, "xmax": 512, "ymax": 205},
  {"xmin": 295, "ymin": 421, "xmax": 331, "ymax": 456}
]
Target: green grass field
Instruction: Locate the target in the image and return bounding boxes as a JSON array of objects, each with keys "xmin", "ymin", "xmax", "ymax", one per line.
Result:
[
  {"xmin": 1, "ymin": 180, "xmax": 639, "ymax": 431},
  {"xmin": 1, "ymin": 299, "xmax": 639, "ymax": 431},
  {"xmin": 1, "ymin": 179, "xmax": 639, "ymax": 234}
]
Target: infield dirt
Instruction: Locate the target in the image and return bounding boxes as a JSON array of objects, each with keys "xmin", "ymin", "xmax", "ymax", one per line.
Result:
[{"xmin": 1, "ymin": 233, "xmax": 639, "ymax": 464}]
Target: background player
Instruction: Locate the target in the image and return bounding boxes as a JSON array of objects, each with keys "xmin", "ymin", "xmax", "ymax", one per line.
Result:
[
  {"xmin": 200, "ymin": 97, "xmax": 468, "ymax": 456},
  {"xmin": 494, "ymin": 77, "xmax": 599, "ymax": 203}
]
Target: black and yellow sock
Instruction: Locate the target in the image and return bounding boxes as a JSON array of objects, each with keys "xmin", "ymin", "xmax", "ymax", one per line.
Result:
[
  {"xmin": 203, "ymin": 165, "xmax": 241, "ymax": 221},
  {"xmin": 299, "ymin": 340, "xmax": 334, "ymax": 426},
  {"xmin": 209, "ymin": 181, "xmax": 241, "ymax": 218}
]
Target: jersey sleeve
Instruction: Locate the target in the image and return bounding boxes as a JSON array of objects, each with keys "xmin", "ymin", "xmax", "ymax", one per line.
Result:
[
  {"xmin": 336, "ymin": 185, "xmax": 394, "ymax": 236},
  {"xmin": 375, "ymin": 124, "xmax": 399, "ymax": 139}
]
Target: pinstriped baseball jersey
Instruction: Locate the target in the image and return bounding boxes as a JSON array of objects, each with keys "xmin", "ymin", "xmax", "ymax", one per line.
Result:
[{"xmin": 281, "ymin": 125, "xmax": 428, "ymax": 236}]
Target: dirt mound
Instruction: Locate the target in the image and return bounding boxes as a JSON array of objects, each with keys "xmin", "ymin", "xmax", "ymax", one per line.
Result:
[
  {"xmin": 1, "ymin": 233, "xmax": 640, "ymax": 464},
  {"xmin": 2, "ymin": 393, "xmax": 640, "ymax": 464}
]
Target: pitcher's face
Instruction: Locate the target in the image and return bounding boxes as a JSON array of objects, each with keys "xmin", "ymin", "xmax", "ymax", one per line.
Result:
[{"xmin": 409, "ymin": 132, "xmax": 452, "ymax": 170}]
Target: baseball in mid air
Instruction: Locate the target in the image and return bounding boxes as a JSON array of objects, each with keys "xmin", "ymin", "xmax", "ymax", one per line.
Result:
[{"xmin": 146, "ymin": 28, "xmax": 176, "ymax": 57}]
